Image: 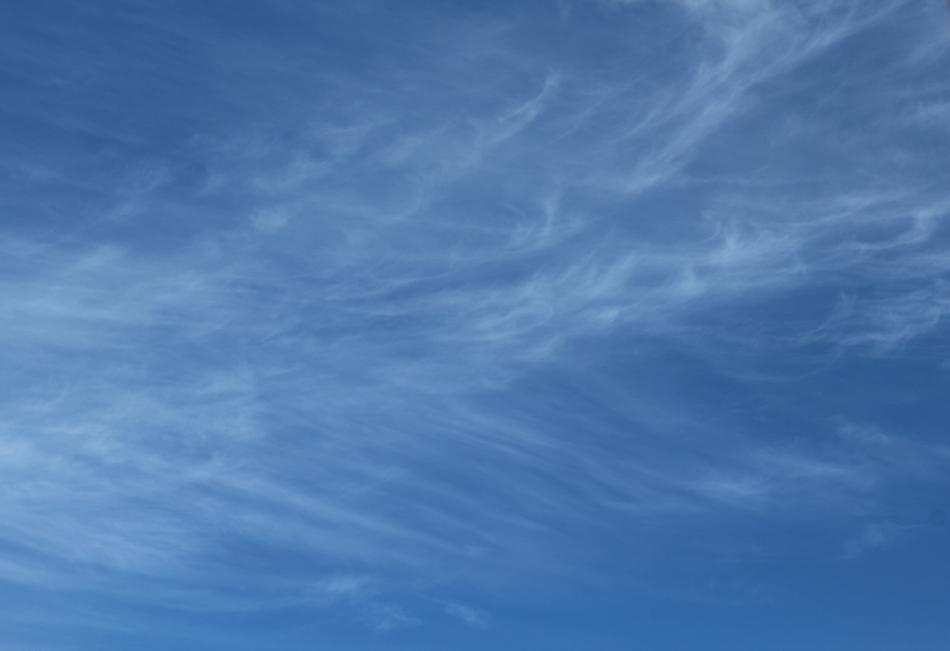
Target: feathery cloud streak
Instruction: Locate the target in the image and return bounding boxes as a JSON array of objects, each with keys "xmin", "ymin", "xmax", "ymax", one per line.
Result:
[{"xmin": 1, "ymin": 0, "xmax": 950, "ymax": 648}]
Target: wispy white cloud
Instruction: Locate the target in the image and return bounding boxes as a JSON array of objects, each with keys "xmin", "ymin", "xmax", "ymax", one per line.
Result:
[
  {"xmin": 444, "ymin": 602, "xmax": 489, "ymax": 628},
  {"xmin": 2, "ymin": 0, "xmax": 949, "ymax": 640}
]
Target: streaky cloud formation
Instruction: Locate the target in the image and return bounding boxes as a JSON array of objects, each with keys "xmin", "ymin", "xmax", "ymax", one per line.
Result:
[{"xmin": 1, "ymin": 0, "xmax": 950, "ymax": 649}]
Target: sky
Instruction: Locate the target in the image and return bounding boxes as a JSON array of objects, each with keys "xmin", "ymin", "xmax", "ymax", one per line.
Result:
[{"xmin": 1, "ymin": 0, "xmax": 950, "ymax": 649}]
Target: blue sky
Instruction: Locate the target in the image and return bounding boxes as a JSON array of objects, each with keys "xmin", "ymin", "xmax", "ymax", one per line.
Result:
[{"xmin": 2, "ymin": 0, "xmax": 950, "ymax": 648}]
